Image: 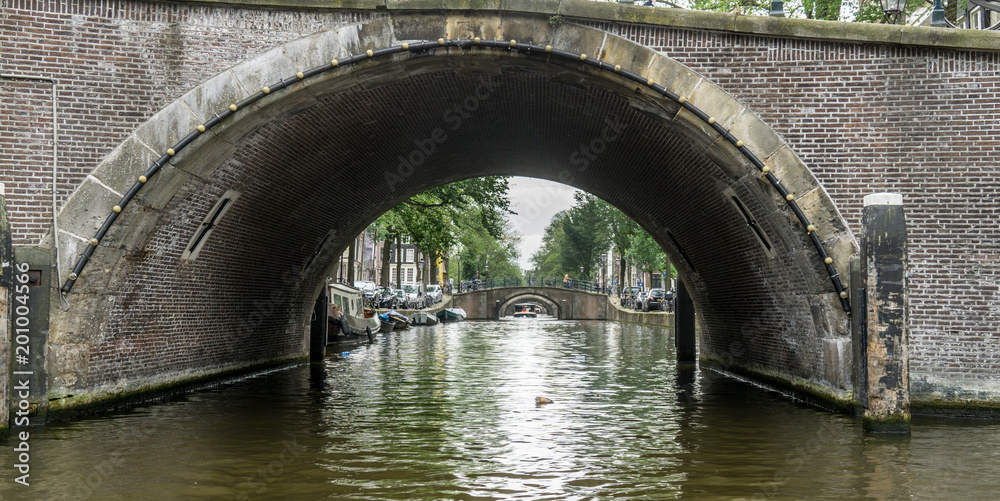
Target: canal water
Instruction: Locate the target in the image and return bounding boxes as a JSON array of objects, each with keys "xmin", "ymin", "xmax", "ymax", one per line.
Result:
[{"xmin": 3, "ymin": 318, "xmax": 999, "ymax": 500}]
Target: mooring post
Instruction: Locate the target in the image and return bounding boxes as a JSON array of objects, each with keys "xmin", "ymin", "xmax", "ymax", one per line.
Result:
[
  {"xmin": 494, "ymin": 299, "xmax": 500, "ymax": 320},
  {"xmin": 859, "ymin": 193, "xmax": 910, "ymax": 434},
  {"xmin": 0, "ymin": 184, "xmax": 11, "ymax": 437},
  {"xmin": 674, "ymin": 279, "xmax": 696, "ymax": 362}
]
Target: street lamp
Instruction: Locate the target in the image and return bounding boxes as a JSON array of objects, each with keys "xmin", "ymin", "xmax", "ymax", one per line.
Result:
[{"xmin": 881, "ymin": 0, "xmax": 907, "ymax": 24}]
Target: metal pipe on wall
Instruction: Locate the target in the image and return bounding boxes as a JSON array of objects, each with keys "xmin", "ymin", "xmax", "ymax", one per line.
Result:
[{"xmin": 0, "ymin": 73, "xmax": 66, "ymax": 310}]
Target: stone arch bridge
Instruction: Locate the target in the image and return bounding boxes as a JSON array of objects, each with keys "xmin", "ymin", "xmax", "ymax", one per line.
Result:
[
  {"xmin": 452, "ymin": 286, "xmax": 609, "ymax": 320},
  {"xmin": 1, "ymin": 0, "xmax": 998, "ymax": 427}
]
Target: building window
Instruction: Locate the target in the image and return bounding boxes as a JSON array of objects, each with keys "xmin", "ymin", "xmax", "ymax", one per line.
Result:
[
  {"xmin": 406, "ymin": 268, "xmax": 414, "ymax": 283},
  {"xmin": 405, "ymin": 249, "xmax": 414, "ymax": 263}
]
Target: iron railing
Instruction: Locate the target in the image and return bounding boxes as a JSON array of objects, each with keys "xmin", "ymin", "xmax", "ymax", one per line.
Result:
[{"xmin": 456, "ymin": 277, "xmax": 607, "ymax": 293}]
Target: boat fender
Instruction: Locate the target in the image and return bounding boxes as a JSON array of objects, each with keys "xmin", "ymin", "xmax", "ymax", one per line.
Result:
[{"xmin": 340, "ymin": 315, "xmax": 351, "ymax": 336}]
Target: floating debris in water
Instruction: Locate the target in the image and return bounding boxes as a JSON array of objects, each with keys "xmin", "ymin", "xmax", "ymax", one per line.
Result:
[
  {"xmin": 340, "ymin": 352, "xmax": 350, "ymax": 356},
  {"xmin": 535, "ymin": 396, "xmax": 554, "ymax": 406}
]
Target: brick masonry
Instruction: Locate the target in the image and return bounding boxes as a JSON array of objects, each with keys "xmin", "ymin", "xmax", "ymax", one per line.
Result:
[{"xmin": 1, "ymin": 1, "xmax": 997, "ymax": 410}]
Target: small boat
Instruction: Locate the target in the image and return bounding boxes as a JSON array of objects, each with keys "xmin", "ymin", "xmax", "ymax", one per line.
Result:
[
  {"xmin": 411, "ymin": 311, "xmax": 439, "ymax": 326},
  {"xmin": 436, "ymin": 308, "xmax": 466, "ymax": 323},
  {"xmin": 328, "ymin": 282, "xmax": 380, "ymax": 341},
  {"xmin": 377, "ymin": 313, "xmax": 396, "ymax": 333},
  {"xmin": 385, "ymin": 310, "xmax": 411, "ymax": 330},
  {"xmin": 513, "ymin": 303, "xmax": 539, "ymax": 318}
]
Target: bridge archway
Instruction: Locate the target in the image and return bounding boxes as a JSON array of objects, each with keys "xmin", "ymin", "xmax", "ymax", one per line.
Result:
[
  {"xmin": 48, "ymin": 13, "xmax": 857, "ymax": 410},
  {"xmin": 499, "ymin": 294, "xmax": 559, "ymax": 318}
]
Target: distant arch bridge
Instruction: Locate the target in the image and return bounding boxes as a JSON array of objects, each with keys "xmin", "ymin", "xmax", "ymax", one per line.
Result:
[{"xmin": 451, "ymin": 286, "xmax": 609, "ymax": 320}]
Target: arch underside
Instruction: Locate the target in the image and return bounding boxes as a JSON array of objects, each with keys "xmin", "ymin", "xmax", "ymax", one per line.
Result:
[
  {"xmin": 499, "ymin": 293, "xmax": 561, "ymax": 318},
  {"xmin": 50, "ymin": 15, "xmax": 856, "ymax": 405}
]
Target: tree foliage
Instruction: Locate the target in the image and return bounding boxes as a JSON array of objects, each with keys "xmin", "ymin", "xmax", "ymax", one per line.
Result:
[
  {"xmin": 454, "ymin": 217, "xmax": 523, "ymax": 281},
  {"xmin": 371, "ymin": 176, "xmax": 515, "ymax": 286},
  {"xmin": 530, "ymin": 193, "xmax": 612, "ymax": 279},
  {"xmin": 559, "ymin": 193, "xmax": 611, "ymax": 279},
  {"xmin": 685, "ymin": 0, "xmax": 922, "ymax": 22},
  {"xmin": 529, "ymin": 191, "xmax": 674, "ymax": 285}
]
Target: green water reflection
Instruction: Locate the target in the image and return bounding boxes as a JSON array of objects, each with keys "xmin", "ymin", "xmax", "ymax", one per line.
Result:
[{"xmin": 2, "ymin": 319, "xmax": 999, "ymax": 499}]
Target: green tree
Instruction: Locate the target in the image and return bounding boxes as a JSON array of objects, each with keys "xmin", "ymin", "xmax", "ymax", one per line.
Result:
[
  {"xmin": 687, "ymin": 0, "xmax": 922, "ymax": 22},
  {"xmin": 627, "ymin": 228, "xmax": 676, "ymax": 286},
  {"xmin": 560, "ymin": 192, "xmax": 610, "ymax": 280},
  {"xmin": 690, "ymin": 0, "xmax": 771, "ymax": 16},
  {"xmin": 530, "ymin": 193, "xmax": 612, "ymax": 282},
  {"xmin": 454, "ymin": 217, "xmax": 523, "ymax": 281},
  {"xmin": 592, "ymin": 197, "xmax": 639, "ymax": 290},
  {"xmin": 373, "ymin": 176, "xmax": 514, "ymax": 286},
  {"xmin": 530, "ymin": 210, "xmax": 571, "ymax": 278}
]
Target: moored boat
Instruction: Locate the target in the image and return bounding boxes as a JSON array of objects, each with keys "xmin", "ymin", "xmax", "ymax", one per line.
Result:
[
  {"xmin": 385, "ymin": 310, "xmax": 411, "ymax": 330},
  {"xmin": 377, "ymin": 313, "xmax": 396, "ymax": 333},
  {"xmin": 411, "ymin": 311, "xmax": 439, "ymax": 326},
  {"xmin": 436, "ymin": 308, "xmax": 466, "ymax": 323},
  {"xmin": 327, "ymin": 282, "xmax": 380, "ymax": 341}
]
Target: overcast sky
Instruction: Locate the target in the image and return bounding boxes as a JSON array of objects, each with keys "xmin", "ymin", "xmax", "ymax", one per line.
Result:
[{"xmin": 506, "ymin": 176, "xmax": 580, "ymax": 270}]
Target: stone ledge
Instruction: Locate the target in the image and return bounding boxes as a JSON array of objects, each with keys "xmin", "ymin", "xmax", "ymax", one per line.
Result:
[
  {"xmin": 44, "ymin": 356, "xmax": 306, "ymax": 423},
  {"xmin": 186, "ymin": 0, "xmax": 1000, "ymax": 52}
]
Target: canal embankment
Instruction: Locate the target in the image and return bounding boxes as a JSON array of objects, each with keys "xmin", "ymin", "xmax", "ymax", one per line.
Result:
[{"xmin": 605, "ymin": 294, "xmax": 675, "ymax": 327}]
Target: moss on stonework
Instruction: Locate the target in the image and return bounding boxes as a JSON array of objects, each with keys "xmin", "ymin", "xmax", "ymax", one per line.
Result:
[
  {"xmin": 700, "ymin": 356, "xmax": 855, "ymax": 414},
  {"xmin": 863, "ymin": 413, "xmax": 911, "ymax": 434},
  {"xmin": 45, "ymin": 356, "xmax": 307, "ymax": 423},
  {"xmin": 912, "ymin": 399, "xmax": 1000, "ymax": 419}
]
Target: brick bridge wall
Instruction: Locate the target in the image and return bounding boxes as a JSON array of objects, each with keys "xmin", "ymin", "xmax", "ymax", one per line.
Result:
[{"xmin": 1, "ymin": 0, "xmax": 998, "ymax": 412}]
